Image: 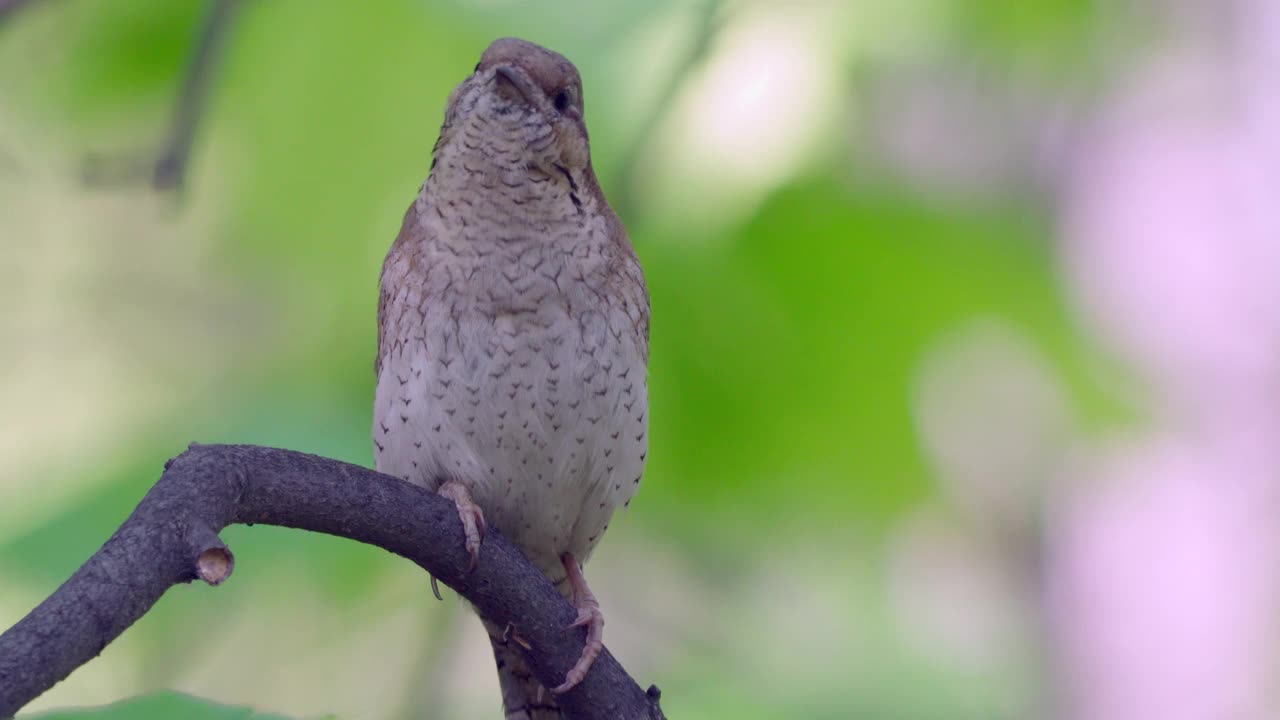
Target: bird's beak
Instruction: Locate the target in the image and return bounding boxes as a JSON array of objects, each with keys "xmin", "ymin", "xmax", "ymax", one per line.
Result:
[{"xmin": 493, "ymin": 64, "xmax": 537, "ymax": 106}]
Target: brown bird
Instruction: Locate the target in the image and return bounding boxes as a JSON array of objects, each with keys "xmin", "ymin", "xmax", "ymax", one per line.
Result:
[{"xmin": 373, "ymin": 38, "xmax": 650, "ymax": 717}]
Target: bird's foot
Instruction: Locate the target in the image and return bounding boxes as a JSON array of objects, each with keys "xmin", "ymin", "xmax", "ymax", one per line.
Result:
[
  {"xmin": 551, "ymin": 552, "xmax": 604, "ymax": 694},
  {"xmin": 438, "ymin": 480, "xmax": 486, "ymax": 571}
]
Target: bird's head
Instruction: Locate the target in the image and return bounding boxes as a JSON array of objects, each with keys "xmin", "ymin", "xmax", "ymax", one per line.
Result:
[{"xmin": 432, "ymin": 38, "xmax": 591, "ymax": 176}]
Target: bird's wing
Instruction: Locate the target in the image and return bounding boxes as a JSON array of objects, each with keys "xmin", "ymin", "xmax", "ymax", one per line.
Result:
[
  {"xmin": 603, "ymin": 210, "xmax": 650, "ymax": 367},
  {"xmin": 375, "ymin": 200, "xmax": 428, "ymax": 377}
]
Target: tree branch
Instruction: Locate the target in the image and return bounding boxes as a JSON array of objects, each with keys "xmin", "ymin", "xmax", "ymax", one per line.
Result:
[
  {"xmin": 610, "ymin": 0, "xmax": 722, "ymax": 221},
  {"xmin": 151, "ymin": 0, "xmax": 238, "ymax": 191},
  {"xmin": 0, "ymin": 443, "xmax": 666, "ymax": 720},
  {"xmin": 82, "ymin": 0, "xmax": 241, "ymax": 191}
]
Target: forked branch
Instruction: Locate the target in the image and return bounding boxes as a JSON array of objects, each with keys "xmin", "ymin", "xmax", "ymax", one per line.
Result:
[{"xmin": 0, "ymin": 443, "xmax": 665, "ymax": 720}]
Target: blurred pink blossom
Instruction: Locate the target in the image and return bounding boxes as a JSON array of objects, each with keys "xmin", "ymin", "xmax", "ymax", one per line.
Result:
[{"xmin": 1048, "ymin": 1, "xmax": 1280, "ymax": 717}]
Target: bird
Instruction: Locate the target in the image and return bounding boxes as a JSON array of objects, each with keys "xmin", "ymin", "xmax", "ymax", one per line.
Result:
[{"xmin": 372, "ymin": 37, "xmax": 650, "ymax": 717}]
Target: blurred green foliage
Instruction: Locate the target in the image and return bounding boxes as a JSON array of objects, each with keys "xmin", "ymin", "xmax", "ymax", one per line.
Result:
[{"xmin": 28, "ymin": 691, "xmax": 298, "ymax": 720}]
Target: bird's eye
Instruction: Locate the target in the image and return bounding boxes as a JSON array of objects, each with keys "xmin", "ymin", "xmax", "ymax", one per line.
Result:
[
  {"xmin": 473, "ymin": 62, "xmax": 481, "ymax": 73},
  {"xmin": 553, "ymin": 89, "xmax": 570, "ymax": 112}
]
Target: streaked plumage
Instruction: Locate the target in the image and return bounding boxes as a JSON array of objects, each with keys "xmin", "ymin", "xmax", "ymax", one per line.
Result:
[{"xmin": 373, "ymin": 37, "xmax": 649, "ymax": 717}]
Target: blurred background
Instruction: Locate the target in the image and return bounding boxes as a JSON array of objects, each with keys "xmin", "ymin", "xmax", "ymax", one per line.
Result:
[{"xmin": 2, "ymin": 0, "xmax": 1277, "ymax": 718}]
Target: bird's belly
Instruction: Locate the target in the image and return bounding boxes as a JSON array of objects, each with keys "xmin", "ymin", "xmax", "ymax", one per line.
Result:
[{"xmin": 374, "ymin": 309, "xmax": 648, "ymax": 577}]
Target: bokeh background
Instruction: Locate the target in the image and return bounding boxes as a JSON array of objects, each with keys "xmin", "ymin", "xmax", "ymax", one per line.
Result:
[{"xmin": 2, "ymin": 0, "xmax": 1277, "ymax": 718}]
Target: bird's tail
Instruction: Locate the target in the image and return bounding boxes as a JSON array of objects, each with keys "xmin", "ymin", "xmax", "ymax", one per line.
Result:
[{"xmin": 486, "ymin": 620, "xmax": 563, "ymax": 720}]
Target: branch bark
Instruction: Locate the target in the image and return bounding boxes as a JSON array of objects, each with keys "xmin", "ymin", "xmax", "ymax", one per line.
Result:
[{"xmin": 0, "ymin": 443, "xmax": 666, "ymax": 720}]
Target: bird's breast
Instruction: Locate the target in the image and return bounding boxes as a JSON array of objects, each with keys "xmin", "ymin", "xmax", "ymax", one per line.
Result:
[{"xmin": 375, "ymin": 206, "xmax": 647, "ymax": 573}]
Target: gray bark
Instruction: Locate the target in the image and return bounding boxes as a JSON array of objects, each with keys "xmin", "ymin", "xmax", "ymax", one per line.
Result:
[{"xmin": 0, "ymin": 443, "xmax": 665, "ymax": 720}]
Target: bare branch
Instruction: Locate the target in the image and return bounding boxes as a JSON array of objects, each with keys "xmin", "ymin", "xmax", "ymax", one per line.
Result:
[
  {"xmin": 151, "ymin": 0, "xmax": 239, "ymax": 191},
  {"xmin": 610, "ymin": 0, "xmax": 722, "ymax": 221},
  {"xmin": 0, "ymin": 443, "xmax": 666, "ymax": 720},
  {"xmin": 82, "ymin": 0, "xmax": 242, "ymax": 191}
]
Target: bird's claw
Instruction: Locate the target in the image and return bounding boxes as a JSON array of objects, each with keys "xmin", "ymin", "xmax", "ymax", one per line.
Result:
[
  {"xmin": 502, "ymin": 621, "xmax": 533, "ymax": 650},
  {"xmin": 567, "ymin": 601, "xmax": 600, "ymax": 630},
  {"xmin": 438, "ymin": 480, "xmax": 486, "ymax": 571},
  {"xmin": 551, "ymin": 553, "xmax": 605, "ymax": 694}
]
